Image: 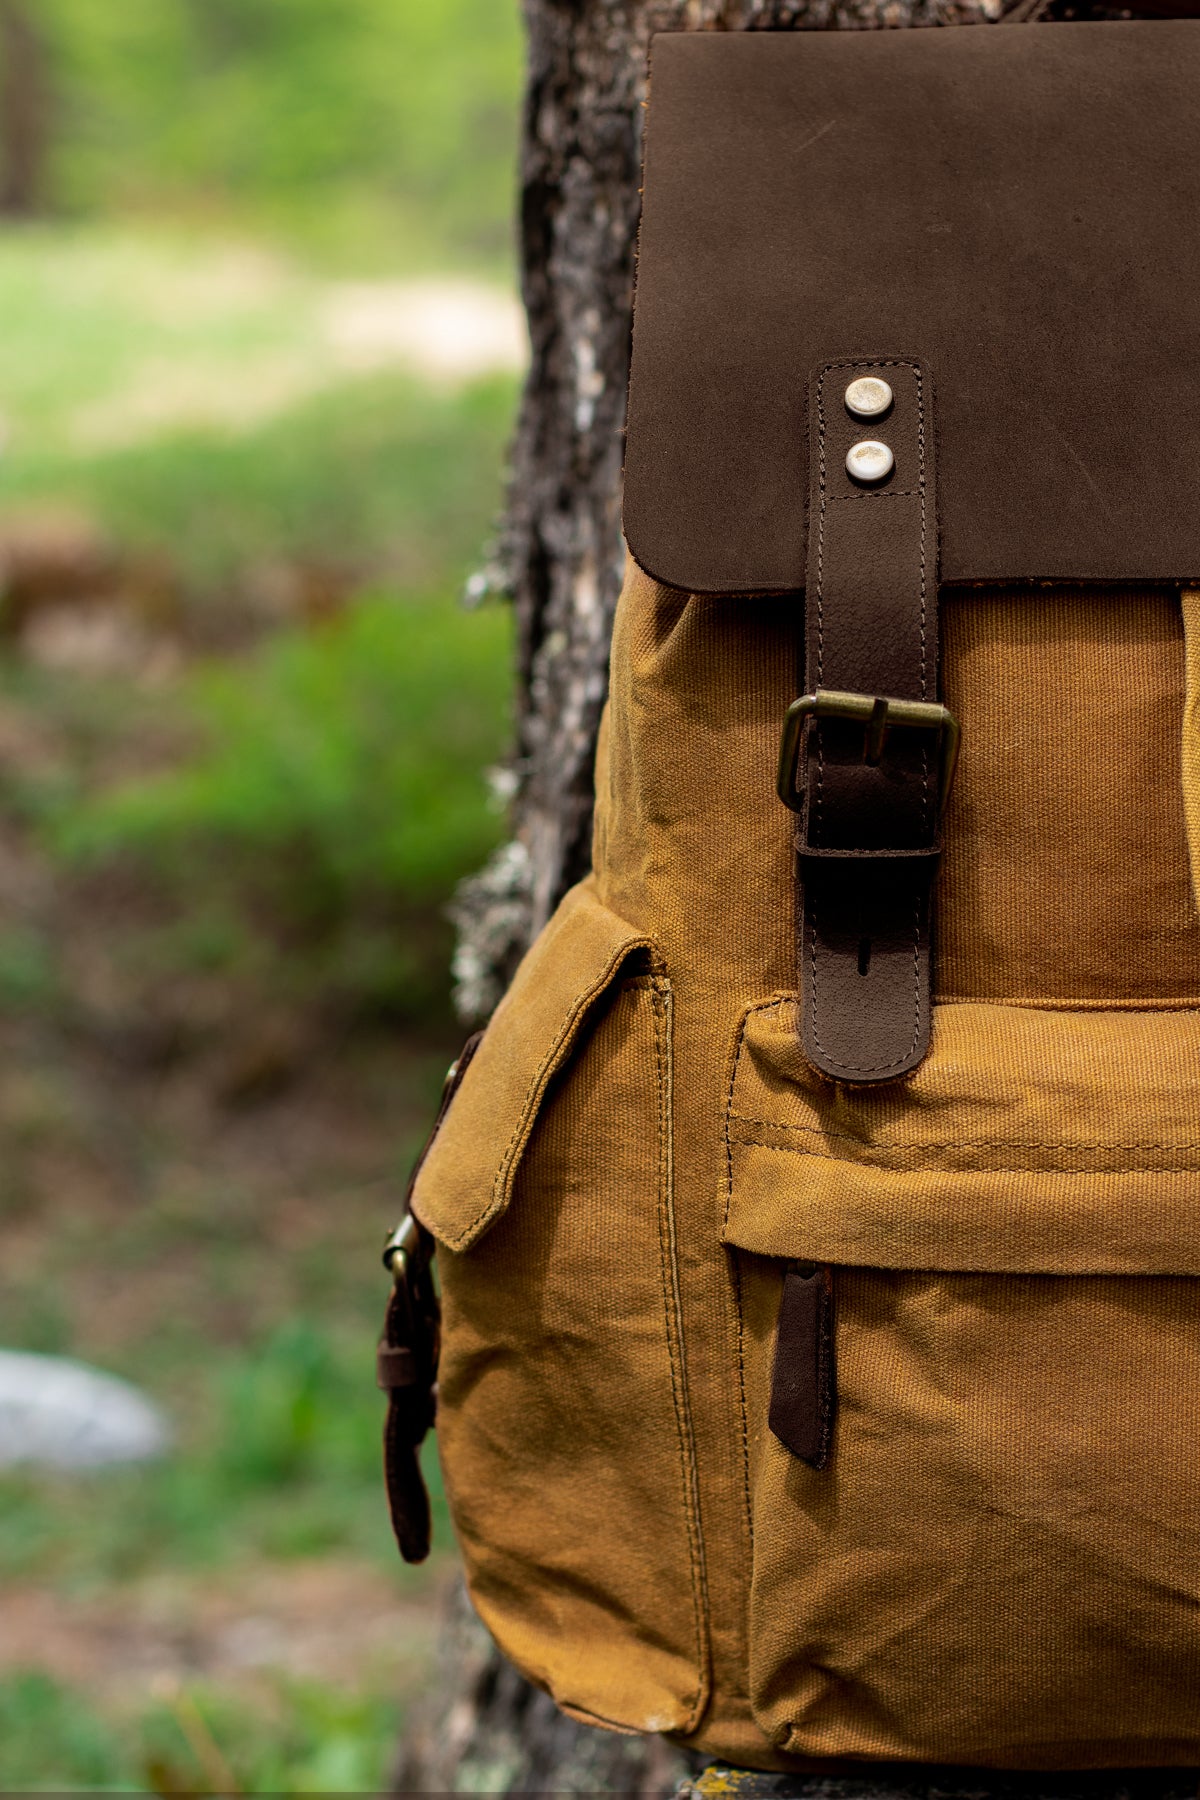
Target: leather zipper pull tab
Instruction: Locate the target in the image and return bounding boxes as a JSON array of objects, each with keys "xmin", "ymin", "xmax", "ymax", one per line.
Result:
[{"xmin": 769, "ymin": 1263, "xmax": 837, "ymax": 1470}]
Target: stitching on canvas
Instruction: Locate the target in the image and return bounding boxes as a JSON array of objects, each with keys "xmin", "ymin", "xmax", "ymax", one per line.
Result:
[
  {"xmin": 651, "ymin": 979, "xmax": 711, "ymax": 1728},
  {"xmin": 730, "ymin": 1139, "xmax": 1200, "ymax": 1176},
  {"xmin": 723, "ymin": 1002, "xmax": 779, "ymax": 1561},
  {"xmin": 729, "ymin": 1117, "xmax": 1200, "ymax": 1154}
]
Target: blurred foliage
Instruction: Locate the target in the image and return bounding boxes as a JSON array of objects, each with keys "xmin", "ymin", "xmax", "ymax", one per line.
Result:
[
  {"xmin": 0, "ymin": 1674, "xmax": 124, "ymax": 1790},
  {"xmin": 0, "ymin": 1323, "xmax": 448, "ymax": 1586},
  {"xmin": 0, "ymin": 1298, "xmax": 440, "ymax": 1786},
  {"xmin": 0, "ymin": 225, "xmax": 520, "ymax": 1028},
  {"xmin": 50, "ymin": 586, "xmax": 511, "ymax": 1022},
  {"xmin": 72, "ymin": 373, "xmax": 514, "ymax": 605},
  {"xmin": 1, "ymin": 350, "xmax": 518, "ymax": 613},
  {"xmin": 0, "ymin": 357, "xmax": 518, "ymax": 1030},
  {"xmin": 22, "ymin": 0, "xmax": 523, "ymax": 267},
  {"xmin": 59, "ymin": 590, "xmax": 509, "ymax": 904},
  {"xmin": 0, "ymin": 1668, "xmax": 402, "ymax": 1790},
  {"xmin": 0, "ymin": 0, "xmax": 524, "ymax": 1787}
]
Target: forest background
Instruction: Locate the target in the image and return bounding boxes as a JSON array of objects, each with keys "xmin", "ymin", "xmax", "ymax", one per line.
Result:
[{"xmin": 0, "ymin": 1, "xmax": 523, "ymax": 1787}]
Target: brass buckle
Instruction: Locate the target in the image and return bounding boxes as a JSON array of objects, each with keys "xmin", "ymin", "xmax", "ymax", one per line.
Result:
[
  {"xmin": 382, "ymin": 1211, "xmax": 422, "ymax": 1283},
  {"xmin": 380, "ymin": 1045, "xmax": 470, "ymax": 1281},
  {"xmin": 776, "ymin": 688, "xmax": 961, "ymax": 816}
]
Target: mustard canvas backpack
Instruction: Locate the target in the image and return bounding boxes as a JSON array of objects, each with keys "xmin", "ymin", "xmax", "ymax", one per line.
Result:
[{"xmin": 378, "ymin": 19, "xmax": 1200, "ymax": 1771}]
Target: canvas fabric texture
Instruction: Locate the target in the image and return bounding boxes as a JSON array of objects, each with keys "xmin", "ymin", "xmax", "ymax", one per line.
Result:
[{"xmin": 411, "ymin": 562, "xmax": 1200, "ymax": 1768}]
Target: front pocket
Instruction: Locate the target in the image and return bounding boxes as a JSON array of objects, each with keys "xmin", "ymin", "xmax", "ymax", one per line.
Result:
[
  {"xmin": 412, "ymin": 881, "xmax": 709, "ymax": 1735},
  {"xmin": 725, "ymin": 995, "xmax": 1200, "ymax": 1274},
  {"xmin": 724, "ymin": 996, "xmax": 1200, "ymax": 1766}
]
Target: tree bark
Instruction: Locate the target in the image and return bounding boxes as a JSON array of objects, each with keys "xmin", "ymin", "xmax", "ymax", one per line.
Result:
[
  {"xmin": 391, "ymin": 1577, "xmax": 703, "ymax": 1795},
  {"xmin": 0, "ymin": 0, "xmax": 50, "ymax": 218}
]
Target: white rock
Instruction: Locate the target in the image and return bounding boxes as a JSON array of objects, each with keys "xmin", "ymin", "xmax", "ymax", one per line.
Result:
[{"xmin": 0, "ymin": 1350, "xmax": 171, "ymax": 1471}]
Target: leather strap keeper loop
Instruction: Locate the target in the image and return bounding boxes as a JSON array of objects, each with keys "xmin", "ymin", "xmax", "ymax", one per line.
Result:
[{"xmin": 797, "ymin": 357, "xmax": 942, "ymax": 1085}]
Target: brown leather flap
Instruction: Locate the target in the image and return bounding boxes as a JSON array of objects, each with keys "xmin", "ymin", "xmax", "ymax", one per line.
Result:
[{"xmin": 624, "ymin": 22, "xmax": 1200, "ymax": 596}]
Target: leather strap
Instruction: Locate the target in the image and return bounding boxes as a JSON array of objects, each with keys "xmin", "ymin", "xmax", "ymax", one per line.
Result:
[
  {"xmin": 797, "ymin": 358, "xmax": 941, "ymax": 1084},
  {"xmin": 380, "ymin": 1273, "xmax": 440, "ymax": 1564},
  {"xmin": 378, "ymin": 1029, "xmax": 483, "ymax": 1564},
  {"xmin": 769, "ymin": 1263, "xmax": 836, "ymax": 1470}
]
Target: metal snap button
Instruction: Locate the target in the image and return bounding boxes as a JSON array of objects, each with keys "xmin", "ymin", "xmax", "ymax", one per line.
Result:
[
  {"xmin": 845, "ymin": 439, "xmax": 894, "ymax": 484},
  {"xmin": 845, "ymin": 376, "xmax": 893, "ymax": 419}
]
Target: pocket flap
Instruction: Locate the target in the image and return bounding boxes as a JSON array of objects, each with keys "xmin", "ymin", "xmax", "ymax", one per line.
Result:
[
  {"xmin": 412, "ymin": 882, "xmax": 659, "ymax": 1252},
  {"xmin": 723, "ymin": 997, "xmax": 1200, "ymax": 1275}
]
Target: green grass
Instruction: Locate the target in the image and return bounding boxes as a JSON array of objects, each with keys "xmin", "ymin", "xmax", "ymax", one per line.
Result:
[
  {"xmin": 0, "ymin": 221, "xmax": 519, "ymax": 457},
  {"xmin": 0, "ymin": 226, "xmax": 520, "ymax": 1030},
  {"xmin": 0, "ymin": 1083, "xmax": 456, "ymax": 1788},
  {"xmin": 0, "ymin": 195, "xmax": 517, "ymax": 1784},
  {"xmin": 0, "ymin": 0, "xmax": 525, "ymax": 1780},
  {"xmin": 43, "ymin": 371, "xmax": 517, "ymax": 623},
  {"xmin": 43, "ymin": 581, "xmax": 513, "ymax": 1025},
  {"xmin": 0, "ymin": 226, "xmax": 519, "ymax": 599},
  {"xmin": 0, "ymin": 1667, "xmax": 404, "ymax": 1791},
  {"xmin": 23, "ymin": 0, "xmax": 524, "ymax": 274},
  {"xmin": 0, "ymin": 1674, "xmax": 128, "ymax": 1791},
  {"xmin": 0, "ymin": 227, "xmax": 326, "ymax": 460},
  {"xmin": 0, "ymin": 1324, "xmax": 449, "ymax": 1589},
  {"xmin": 64, "ymin": 588, "xmax": 512, "ymax": 896}
]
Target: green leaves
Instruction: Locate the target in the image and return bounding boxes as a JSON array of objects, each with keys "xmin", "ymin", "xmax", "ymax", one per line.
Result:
[
  {"xmin": 52, "ymin": 585, "xmax": 513, "ymax": 1020},
  {"xmin": 30, "ymin": 0, "xmax": 523, "ymax": 265}
]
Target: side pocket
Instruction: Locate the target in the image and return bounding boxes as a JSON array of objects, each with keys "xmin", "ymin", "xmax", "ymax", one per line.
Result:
[{"xmin": 412, "ymin": 881, "xmax": 709, "ymax": 1736}]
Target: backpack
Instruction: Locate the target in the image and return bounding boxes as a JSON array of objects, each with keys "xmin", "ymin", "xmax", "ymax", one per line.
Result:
[{"xmin": 379, "ymin": 19, "xmax": 1200, "ymax": 1770}]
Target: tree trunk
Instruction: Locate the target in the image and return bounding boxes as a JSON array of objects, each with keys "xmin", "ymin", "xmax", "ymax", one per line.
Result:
[{"xmin": 0, "ymin": 0, "xmax": 50, "ymax": 219}]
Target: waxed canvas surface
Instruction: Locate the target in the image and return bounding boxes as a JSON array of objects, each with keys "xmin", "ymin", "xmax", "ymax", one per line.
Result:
[{"xmin": 412, "ymin": 561, "xmax": 1200, "ymax": 1767}]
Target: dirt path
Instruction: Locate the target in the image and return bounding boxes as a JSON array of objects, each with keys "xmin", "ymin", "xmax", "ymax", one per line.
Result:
[
  {"xmin": 0, "ymin": 1558, "xmax": 445, "ymax": 1700},
  {"xmin": 73, "ymin": 271, "xmax": 526, "ymax": 449}
]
